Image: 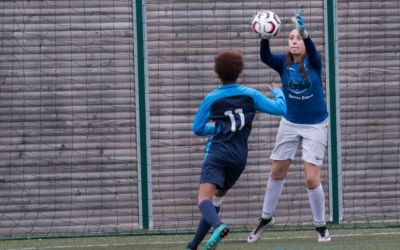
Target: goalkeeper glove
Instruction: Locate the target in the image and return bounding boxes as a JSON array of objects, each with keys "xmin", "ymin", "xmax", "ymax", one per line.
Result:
[{"xmin": 291, "ymin": 12, "xmax": 309, "ymax": 39}]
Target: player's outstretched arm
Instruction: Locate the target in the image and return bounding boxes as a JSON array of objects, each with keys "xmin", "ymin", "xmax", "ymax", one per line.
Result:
[
  {"xmin": 252, "ymin": 83, "xmax": 286, "ymax": 116},
  {"xmin": 260, "ymin": 39, "xmax": 285, "ymax": 73},
  {"xmin": 292, "ymin": 11, "xmax": 322, "ymax": 71}
]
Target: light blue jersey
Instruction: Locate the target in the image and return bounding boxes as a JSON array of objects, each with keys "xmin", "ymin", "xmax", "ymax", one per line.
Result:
[{"xmin": 193, "ymin": 84, "xmax": 286, "ymax": 167}]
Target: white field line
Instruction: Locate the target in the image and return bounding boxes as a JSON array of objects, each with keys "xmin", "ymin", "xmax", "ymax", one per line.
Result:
[{"xmin": 5, "ymin": 231, "xmax": 400, "ymax": 250}]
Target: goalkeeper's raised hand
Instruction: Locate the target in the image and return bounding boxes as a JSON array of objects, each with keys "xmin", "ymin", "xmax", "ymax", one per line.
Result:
[{"xmin": 291, "ymin": 12, "xmax": 309, "ymax": 39}]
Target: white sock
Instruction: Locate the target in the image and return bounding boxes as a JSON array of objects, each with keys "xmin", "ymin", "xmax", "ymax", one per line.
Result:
[
  {"xmin": 261, "ymin": 177, "xmax": 284, "ymax": 219},
  {"xmin": 307, "ymin": 183, "xmax": 326, "ymax": 226}
]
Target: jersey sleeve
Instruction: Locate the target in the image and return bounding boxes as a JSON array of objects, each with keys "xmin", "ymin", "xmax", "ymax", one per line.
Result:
[
  {"xmin": 260, "ymin": 39, "xmax": 286, "ymax": 73},
  {"xmin": 304, "ymin": 36, "xmax": 322, "ymax": 72},
  {"xmin": 251, "ymin": 88, "xmax": 287, "ymax": 116},
  {"xmin": 192, "ymin": 97, "xmax": 215, "ymax": 136}
]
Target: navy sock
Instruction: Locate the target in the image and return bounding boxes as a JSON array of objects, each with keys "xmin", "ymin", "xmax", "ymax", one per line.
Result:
[
  {"xmin": 198, "ymin": 200, "xmax": 222, "ymax": 229},
  {"xmin": 189, "ymin": 206, "xmax": 220, "ymax": 249}
]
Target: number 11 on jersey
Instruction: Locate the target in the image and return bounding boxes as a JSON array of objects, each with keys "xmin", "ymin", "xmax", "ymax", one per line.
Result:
[{"xmin": 224, "ymin": 109, "xmax": 245, "ymax": 132}]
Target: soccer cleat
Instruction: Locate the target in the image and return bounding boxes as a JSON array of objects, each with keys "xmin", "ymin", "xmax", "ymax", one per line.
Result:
[
  {"xmin": 316, "ymin": 226, "xmax": 331, "ymax": 242},
  {"xmin": 247, "ymin": 217, "xmax": 275, "ymax": 243},
  {"xmin": 204, "ymin": 224, "xmax": 229, "ymax": 250}
]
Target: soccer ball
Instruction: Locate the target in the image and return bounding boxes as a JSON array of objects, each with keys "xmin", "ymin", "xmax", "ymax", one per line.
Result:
[{"xmin": 251, "ymin": 10, "xmax": 281, "ymax": 39}]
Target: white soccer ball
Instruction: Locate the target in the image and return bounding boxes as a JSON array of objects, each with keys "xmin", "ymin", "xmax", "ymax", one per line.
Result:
[{"xmin": 252, "ymin": 10, "xmax": 281, "ymax": 39}]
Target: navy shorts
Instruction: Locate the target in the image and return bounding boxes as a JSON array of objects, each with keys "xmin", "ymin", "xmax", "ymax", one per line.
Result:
[{"xmin": 200, "ymin": 154, "xmax": 245, "ymax": 190}]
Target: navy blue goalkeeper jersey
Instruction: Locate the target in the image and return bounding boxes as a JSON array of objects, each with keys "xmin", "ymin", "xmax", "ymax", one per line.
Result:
[
  {"xmin": 192, "ymin": 83, "xmax": 286, "ymax": 166},
  {"xmin": 260, "ymin": 37, "xmax": 328, "ymax": 124}
]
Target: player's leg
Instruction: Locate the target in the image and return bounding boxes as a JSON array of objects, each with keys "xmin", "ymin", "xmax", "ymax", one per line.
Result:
[
  {"xmin": 304, "ymin": 161, "xmax": 324, "ymax": 225},
  {"xmin": 202, "ymin": 189, "xmax": 229, "ymax": 250},
  {"xmin": 190, "ymin": 157, "xmax": 231, "ymax": 250},
  {"xmin": 197, "ymin": 184, "xmax": 229, "ymax": 250},
  {"xmin": 197, "ymin": 183, "xmax": 222, "ymax": 229},
  {"xmin": 195, "ymin": 158, "xmax": 227, "ymax": 230},
  {"xmin": 248, "ymin": 119, "xmax": 300, "ymax": 243},
  {"xmin": 203, "ymin": 163, "xmax": 245, "ymax": 249},
  {"xmin": 186, "ymin": 206, "xmax": 219, "ymax": 250},
  {"xmin": 304, "ymin": 162, "xmax": 330, "ymax": 242},
  {"xmin": 187, "ymin": 184, "xmax": 219, "ymax": 250},
  {"xmin": 186, "ymin": 192, "xmax": 226, "ymax": 250},
  {"xmin": 247, "ymin": 160, "xmax": 290, "ymax": 243},
  {"xmin": 263, "ymin": 160, "xmax": 291, "ymax": 218},
  {"xmin": 301, "ymin": 118, "xmax": 330, "ymax": 242},
  {"xmin": 204, "ymin": 164, "xmax": 249, "ymax": 250}
]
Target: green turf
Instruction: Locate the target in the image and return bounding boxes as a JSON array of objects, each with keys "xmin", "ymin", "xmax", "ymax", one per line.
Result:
[{"xmin": 1, "ymin": 227, "xmax": 400, "ymax": 250}]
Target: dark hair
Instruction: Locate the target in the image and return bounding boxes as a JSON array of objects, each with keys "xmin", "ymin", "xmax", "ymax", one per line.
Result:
[
  {"xmin": 286, "ymin": 52, "xmax": 308, "ymax": 79},
  {"xmin": 214, "ymin": 50, "xmax": 244, "ymax": 84}
]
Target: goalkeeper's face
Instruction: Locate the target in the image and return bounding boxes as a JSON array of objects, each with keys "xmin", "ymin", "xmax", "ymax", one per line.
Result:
[{"xmin": 288, "ymin": 29, "xmax": 305, "ymax": 56}]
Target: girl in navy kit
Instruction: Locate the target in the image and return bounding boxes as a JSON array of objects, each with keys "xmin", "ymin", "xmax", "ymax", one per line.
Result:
[
  {"xmin": 187, "ymin": 50, "xmax": 286, "ymax": 250},
  {"xmin": 247, "ymin": 12, "xmax": 331, "ymax": 243}
]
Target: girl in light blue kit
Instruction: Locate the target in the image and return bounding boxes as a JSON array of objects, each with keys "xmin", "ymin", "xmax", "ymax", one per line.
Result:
[
  {"xmin": 187, "ymin": 50, "xmax": 286, "ymax": 250},
  {"xmin": 247, "ymin": 12, "xmax": 331, "ymax": 243}
]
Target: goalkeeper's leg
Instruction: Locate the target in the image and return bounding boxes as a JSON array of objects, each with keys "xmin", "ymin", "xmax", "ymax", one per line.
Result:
[{"xmin": 304, "ymin": 161, "xmax": 331, "ymax": 242}]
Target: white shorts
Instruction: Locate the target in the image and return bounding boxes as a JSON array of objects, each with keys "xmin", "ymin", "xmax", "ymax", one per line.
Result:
[{"xmin": 270, "ymin": 118, "xmax": 328, "ymax": 166}]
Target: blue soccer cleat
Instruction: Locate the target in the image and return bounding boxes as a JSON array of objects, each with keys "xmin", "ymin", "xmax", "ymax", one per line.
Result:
[{"xmin": 204, "ymin": 224, "xmax": 230, "ymax": 250}]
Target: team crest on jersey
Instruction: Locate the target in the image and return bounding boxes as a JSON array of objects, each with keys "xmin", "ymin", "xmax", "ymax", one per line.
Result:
[{"xmin": 286, "ymin": 65, "xmax": 313, "ymax": 97}]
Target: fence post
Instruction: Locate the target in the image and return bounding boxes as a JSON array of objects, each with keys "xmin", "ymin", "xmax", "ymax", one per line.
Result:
[
  {"xmin": 324, "ymin": 0, "xmax": 342, "ymax": 225},
  {"xmin": 133, "ymin": 0, "xmax": 152, "ymax": 229}
]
